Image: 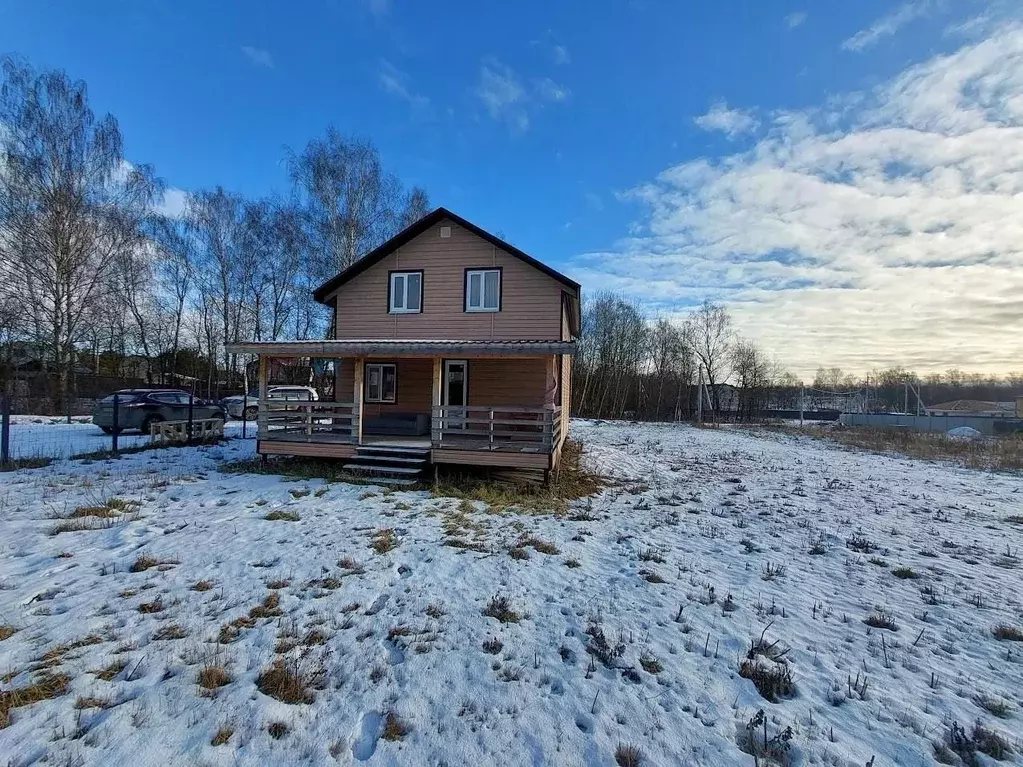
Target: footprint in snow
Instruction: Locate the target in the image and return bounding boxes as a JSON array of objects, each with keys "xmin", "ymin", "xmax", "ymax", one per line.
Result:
[
  {"xmin": 352, "ymin": 711, "xmax": 382, "ymax": 761},
  {"xmin": 365, "ymin": 593, "xmax": 389, "ymax": 615}
]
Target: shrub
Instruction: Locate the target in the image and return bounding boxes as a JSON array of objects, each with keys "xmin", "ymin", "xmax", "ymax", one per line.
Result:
[
  {"xmin": 893, "ymin": 567, "xmax": 919, "ymax": 579},
  {"xmin": 993, "ymin": 624, "xmax": 1023, "ymax": 641},
  {"xmin": 586, "ymin": 622, "xmax": 625, "ymax": 668}
]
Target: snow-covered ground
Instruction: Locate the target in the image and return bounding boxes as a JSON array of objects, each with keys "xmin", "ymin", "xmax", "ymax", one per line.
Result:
[
  {"xmin": 6, "ymin": 415, "xmax": 247, "ymax": 459},
  {"xmin": 0, "ymin": 420, "xmax": 1021, "ymax": 766}
]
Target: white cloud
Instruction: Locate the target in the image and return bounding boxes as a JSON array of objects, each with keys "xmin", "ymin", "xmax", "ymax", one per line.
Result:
[
  {"xmin": 240, "ymin": 46, "xmax": 274, "ymax": 69},
  {"xmin": 536, "ymin": 77, "xmax": 570, "ymax": 103},
  {"xmin": 475, "ymin": 60, "xmax": 569, "ymax": 131},
  {"xmin": 553, "ymin": 44, "xmax": 571, "ymax": 65},
  {"xmin": 694, "ymin": 100, "xmax": 759, "ymax": 139},
  {"xmin": 156, "ymin": 187, "xmax": 188, "ymax": 218},
  {"xmin": 842, "ymin": 0, "xmax": 933, "ymax": 51},
  {"xmin": 574, "ymin": 23, "xmax": 1023, "ymax": 378},
  {"xmin": 378, "ymin": 60, "xmax": 430, "ymax": 108},
  {"xmin": 785, "ymin": 11, "xmax": 807, "ymax": 29}
]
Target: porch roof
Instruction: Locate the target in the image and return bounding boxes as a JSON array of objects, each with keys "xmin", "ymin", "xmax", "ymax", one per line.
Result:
[{"xmin": 224, "ymin": 339, "xmax": 576, "ymax": 357}]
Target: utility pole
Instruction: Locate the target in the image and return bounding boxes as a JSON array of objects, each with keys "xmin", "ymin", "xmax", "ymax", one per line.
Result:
[{"xmin": 696, "ymin": 366, "xmax": 703, "ymax": 424}]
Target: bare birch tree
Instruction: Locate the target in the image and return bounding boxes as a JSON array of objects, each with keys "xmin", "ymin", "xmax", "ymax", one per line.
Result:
[{"xmin": 0, "ymin": 56, "xmax": 161, "ymax": 409}]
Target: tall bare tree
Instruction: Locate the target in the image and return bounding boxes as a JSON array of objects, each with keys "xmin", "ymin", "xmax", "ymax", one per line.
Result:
[
  {"xmin": 0, "ymin": 56, "xmax": 161, "ymax": 409},
  {"xmin": 287, "ymin": 128, "xmax": 429, "ymax": 280},
  {"xmin": 686, "ymin": 300, "xmax": 733, "ymax": 413}
]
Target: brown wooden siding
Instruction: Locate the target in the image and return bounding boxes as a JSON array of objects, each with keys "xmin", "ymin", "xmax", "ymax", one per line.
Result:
[
  {"xmin": 258, "ymin": 441, "xmax": 356, "ymax": 459},
  {"xmin": 331, "ymin": 219, "xmax": 567, "ymax": 340},
  {"xmin": 431, "ymin": 449, "xmax": 549, "ymax": 469},
  {"xmin": 337, "ymin": 358, "xmax": 433, "ymax": 417},
  {"xmin": 467, "ymin": 358, "xmax": 547, "ymax": 407}
]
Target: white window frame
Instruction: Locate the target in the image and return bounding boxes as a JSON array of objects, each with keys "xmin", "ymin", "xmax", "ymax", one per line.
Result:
[
  {"xmin": 465, "ymin": 269, "xmax": 501, "ymax": 312},
  {"xmin": 389, "ymin": 271, "xmax": 422, "ymax": 314},
  {"xmin": 365, "ymin": 363, "xmax": 397, "ymax": 403}
]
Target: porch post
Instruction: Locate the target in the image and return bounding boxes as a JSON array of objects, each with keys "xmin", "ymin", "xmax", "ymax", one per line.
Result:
[
  {"xmin": 432, "ymin": 357, "xmax": 443, "ymax": 446},
  {"xmin": 257, "ymin": 355, "xmax": 268, "ymax": 439},
  {"xmin": 353, "ymin": 357, "xmax": 365, "ymax": 445}
]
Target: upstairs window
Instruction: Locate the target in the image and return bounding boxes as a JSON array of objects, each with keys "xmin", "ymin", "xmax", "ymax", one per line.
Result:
[
  {"xmin": 465, "ymin": 269, "xmax": 501, "ymax": 312},
  {"xmin": 389, "ymin": 271, "xmax": 422, "ymax": 313}
]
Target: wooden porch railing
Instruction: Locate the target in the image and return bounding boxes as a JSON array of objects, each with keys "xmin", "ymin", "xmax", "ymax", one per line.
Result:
[
  {"xmin": 431, "ymin": 405, "xmax": 562, "ymax": 452},
  {"xmin": 258, "ymin": 401, "xmax": 358, "ymax": 442}
]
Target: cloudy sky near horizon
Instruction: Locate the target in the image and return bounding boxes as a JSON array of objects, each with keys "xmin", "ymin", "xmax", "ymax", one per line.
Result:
[{"xmin": 2, "ymin": 0, "xmax": 1021, "ymax": 379}]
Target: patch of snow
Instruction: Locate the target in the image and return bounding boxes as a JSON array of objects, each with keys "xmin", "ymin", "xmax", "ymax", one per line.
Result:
[
  {"xmin": 947, "ymin": 426, "xmax": 983, "ymax": 440},
  {"xmin": 0, "ymin": 420, "xmax": 1020, "ymax": 765}
]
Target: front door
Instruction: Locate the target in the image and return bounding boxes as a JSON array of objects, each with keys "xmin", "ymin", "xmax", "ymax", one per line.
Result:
[{"xmin": 443, "ymin": 360, "xmax": 468, "ymax": 430}]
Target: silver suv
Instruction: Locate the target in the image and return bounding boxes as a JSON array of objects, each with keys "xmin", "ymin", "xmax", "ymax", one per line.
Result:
[{"xmin": 221, "ymin": 386, "xmax": 319, "ymax": 420}]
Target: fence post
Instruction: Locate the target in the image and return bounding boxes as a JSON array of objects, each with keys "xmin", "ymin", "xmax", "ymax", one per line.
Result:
[
  {"xmin": 242, "ymin": 392, "xmax": 247, "ymax": 439},
  {"xmin": 1, "ymin": 393, "xmax": 10, "ymax": 466},
  {"xmin": 111, "ymin": 394, "xmax": 119, "ymax": 457},
  {"xmin": 187, "ymin": 388, "xmax": 195, "ymax": 446}
]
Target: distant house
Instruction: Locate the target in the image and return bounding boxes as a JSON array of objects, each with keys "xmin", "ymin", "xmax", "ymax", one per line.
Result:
[
  {"xmin": 924, "ymin": 399, "xmax": 1018, "ymax": 417},
  {"xmin": 227, "ymin": 207, "xmax": 580, "ymax": 481}
]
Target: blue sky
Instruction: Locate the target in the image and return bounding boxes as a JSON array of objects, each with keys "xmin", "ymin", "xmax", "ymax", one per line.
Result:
[{"xmin": 3, "ymin": 0, "xmax": 1022, "ymax": 377}]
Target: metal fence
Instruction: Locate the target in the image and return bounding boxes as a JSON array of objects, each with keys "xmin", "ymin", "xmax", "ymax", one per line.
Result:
[
  {"xmin": 0, "ymin": 392, "xmax": 254, "ymax": 469},
  {"xmin": 839, "ymin": 412, "xmax": 1023, "ymax": 435}
]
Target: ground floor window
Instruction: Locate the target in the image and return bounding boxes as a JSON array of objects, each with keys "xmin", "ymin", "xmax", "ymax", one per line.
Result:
[{"xmin": 366, "ymin": 363, "xmax": 397, "ymax": 403}]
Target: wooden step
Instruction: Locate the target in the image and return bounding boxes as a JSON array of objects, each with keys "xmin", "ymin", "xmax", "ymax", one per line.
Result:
[
  {"xmin": 347, "ymin": 454, "xmax": 427, "ymax": 466},
  {"xmin": 343, "ymin": 463, "xmax": 423, "ymax": 476},
  {"xmin": 356, "ymin": 445, "xmax": 430, "ymax": 457}
]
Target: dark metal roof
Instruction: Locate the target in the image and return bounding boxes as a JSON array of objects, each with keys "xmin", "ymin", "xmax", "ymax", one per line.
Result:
[
  {"xmin": 225, "ymin": 339, "xmax": 577, "ymax": 357},
  {"xmin": 311, "ymin": 207, "xmax": 581, "ymax": 304}
]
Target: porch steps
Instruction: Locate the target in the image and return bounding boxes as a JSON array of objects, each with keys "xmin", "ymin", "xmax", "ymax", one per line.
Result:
[{"xmin": 343, "ymin": 444, "xmax": 431, "ymax": 483}]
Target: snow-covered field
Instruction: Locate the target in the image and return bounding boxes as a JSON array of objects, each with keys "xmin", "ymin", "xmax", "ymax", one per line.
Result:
[
  {"xmin": 0, "ymin": 420, "xmax": 1021, "ymax": 766},
  {"xmin": 6, "ymin": 415, "xmax": 246, "ymax": 459}
]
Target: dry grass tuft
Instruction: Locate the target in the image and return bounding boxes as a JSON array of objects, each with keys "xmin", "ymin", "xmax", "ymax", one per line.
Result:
[
  {"xmin": 0, "ymin": 673, "xmax": 70, "ymax": 728},
  {"xmin": 249, "ymin": 592, "xmax": 282, "ymax": 619},
  {"xmin": 482, "ymin": 595, "xmax": 521, "ymax": 624},
  {"xmin": 35, "ymin": 635, "xmax": 103, "ymax": 669},
  {"xmin": 0, "ymin": 626, "xmax": 17, "ymax": 642},
  {"xmin": 864, "ymin": 611, "xmax": 899, "ymax": 631},
  {"xmin": 268, "ymin": 720, "xmax": 290, "ymax": 739},
  {"xmin": 211, "ymin": 726, "xmax": 233, "ymax": 746},
  {"xmin": 382, "ymin": 711, "xmax": 410, "ymax": 741},
  {"xmin": 152, "ymin": 623, "xmax": 187, "ymax": 640},
  {"xmin": 508, "ymin": 546, "xmax": 530, "ymax": 560},
  {"xmin": 370, "ymin": 528, "xmax": 398, "ymax": 554},
  {"xmin": 91, "ymin": 660, "xmax": 126, "ymax": 682},
  {"xmin": 519, "ymin": 536, "xmax": 560, "ymax": 555},
  {"xmin": 264, "ymin": 510, "xmax": 300, "ymax": 522},
  {"xmin": 255, "ymin": 660, "xmax": 313, "ymax": 704},
  {"xmin": 993, "ymin": 624, "xmax": 1023, "ymax": 641},
  {"xmin": 74, "ymin": 695, "xmax": 111, "ymax": 709},
  {"xmin": 138, "ymin": 598, "xmax": 164, "ymax": 614},
  {"xmin": 615, "ymin": 743, "xmax": 643, "ymax": 767},
  {"xmin": 191, "ymin": 580, "xmax": 214, "ymax": 592},
  {"xmin": 266, "ymin": 578, "xmax": 291, "ymax": 590},
  {"xmin": 130, "ymin": 555, "xmax": 160, "ymax": 573},
  {"xmin": 198, "ymin": 664, "xmax": 232, "ymax": 689},
  {"xmin": 892, "ymin": 566, "xmax": 919, "ymax": 579}
]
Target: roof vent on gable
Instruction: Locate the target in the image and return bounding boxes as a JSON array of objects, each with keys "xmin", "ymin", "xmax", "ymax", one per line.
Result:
[{"xmin": 440, "ymin": 226, "xmax": 451, "ymax": 238}]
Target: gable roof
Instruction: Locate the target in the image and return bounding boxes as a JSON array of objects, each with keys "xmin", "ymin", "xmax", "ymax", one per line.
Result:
[{"xmin": 312, "ymin": 207, "xmax": 580, "ymax": 304}]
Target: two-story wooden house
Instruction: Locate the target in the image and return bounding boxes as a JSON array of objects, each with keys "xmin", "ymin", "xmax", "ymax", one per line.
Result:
[{"xmin": 227, "ymin": 208, "xmax": 580, "ymax": 482}]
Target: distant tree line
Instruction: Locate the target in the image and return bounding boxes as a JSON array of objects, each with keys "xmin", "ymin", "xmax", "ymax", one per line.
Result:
[
  {"xmin": 0, "ymin": 57, "xmax": 428, "ymax": 410},
  {"xmin": 573, "ymin": 293, "xmax": 793, "ymax": 421},
  {"xmin": 573, "ymin": 293, "xmax": 1023, "ymax": 422}
]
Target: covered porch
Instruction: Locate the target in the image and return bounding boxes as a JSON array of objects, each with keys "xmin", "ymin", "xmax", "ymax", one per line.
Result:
[{"xmin": 225, "ymin": 339, "xmax": 574, "ymax": 471}]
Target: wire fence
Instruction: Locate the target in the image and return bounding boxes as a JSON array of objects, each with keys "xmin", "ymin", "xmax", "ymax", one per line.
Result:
[{"xmin": 0, "ymin": 391, "xmax": 254, "ymax": 470}]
